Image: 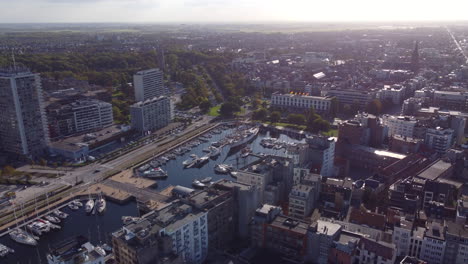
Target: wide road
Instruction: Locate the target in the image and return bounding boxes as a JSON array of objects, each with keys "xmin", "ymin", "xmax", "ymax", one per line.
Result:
[
  {"xmin": 9, "ymin": 115, "xmax": 217, "ymax": 208},
  {"xmin": 447, "ymin": 27, "xmax": 468, "ymax": 64}
]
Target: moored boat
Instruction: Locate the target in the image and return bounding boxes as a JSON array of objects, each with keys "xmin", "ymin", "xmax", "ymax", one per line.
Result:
[
  {"xmin": 9, "ymin": 229, "xmax": 37, "ymax": 246},
  {"xmin": 96, "ymin": 197, "xmax": 106, "ymax": 214},
  {"xmin": 192, "ymin": 180, "xmax": 205, "ymax": 188},
  {"xmin": 199, "ymin": 177, "xmax": 212, "ymax": 183},
  {"xmin": 85, "ymin": 199, "xmax": 95, "ymax": 214}
]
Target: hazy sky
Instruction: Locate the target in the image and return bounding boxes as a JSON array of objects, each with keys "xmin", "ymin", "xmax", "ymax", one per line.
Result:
[{"xmin": 1, "ymin": 0, "xmax": 468, "ymax": 23}]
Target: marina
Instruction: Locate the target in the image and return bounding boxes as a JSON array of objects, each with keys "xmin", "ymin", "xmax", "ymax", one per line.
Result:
[{"xmin": 0, "ymin": 123, "xmax": 305, "ymax": 263}]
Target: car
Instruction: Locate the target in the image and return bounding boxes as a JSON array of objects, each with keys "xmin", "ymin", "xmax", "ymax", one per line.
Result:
[{"xmin": 93, "ymin": 169, "xmax": 101, "ymax": 173}]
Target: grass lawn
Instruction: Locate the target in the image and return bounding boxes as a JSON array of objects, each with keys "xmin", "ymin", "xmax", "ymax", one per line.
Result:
[
  {"xmin": 322, "ymin": 129, "xmax": 338, "ymax": 137},
  {"xmin": 208, "ymin": 105, "xmax": 221, "ymax": 117}
]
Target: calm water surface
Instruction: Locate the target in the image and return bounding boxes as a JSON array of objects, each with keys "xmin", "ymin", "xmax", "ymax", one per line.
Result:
[{"xmin": 1, "ymin": 128, "xmax": 304, "ymax": 263}]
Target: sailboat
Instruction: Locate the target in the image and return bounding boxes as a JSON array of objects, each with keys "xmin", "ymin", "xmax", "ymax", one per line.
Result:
[
  {"xmin": 10, "ymin": 206, "xmax": 38, "ymax": 246},
  {"xmin": 85, "ymin": 195, "xmax": 95, "ymax": 214},
  {"xmin": 96, "ymin": 194, "xmax": 106, "ymax": 214}
]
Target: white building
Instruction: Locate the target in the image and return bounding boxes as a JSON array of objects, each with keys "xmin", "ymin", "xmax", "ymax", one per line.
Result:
[
  {"xmin": 236, "ymin": 170, "xmax": 272, "ymax": 203},
  {"xmin": 288, "ymin": 184, "xmax": 315, "ymax": 219},
  {"xmin": 382, "ymin": 115, "xmax": 417, "ymax": 138},
  {"xmin": 71, "ymin": 100, "xmax": 113, "ymax": 133},
  {"xmin": 130, "ymin": 96, "xmax": 171, "ymax": 133},
  {"xmin": 425, "ymin": 127, "xmax": 454, "ymax": 154},
  {"xmin": 408, "ymin": 226, "xmax": 425, "ymax": 258},
  {"xmin": 159, "ymin": 209, "xmax": 208, "ymax": 264},
  {"xmin": 134, "ymin": 68, "xmax": 165, "ymax": 102},
  {"xmin": 271, "ymin": 92, "xmax": 332, "ymax": 113},
  {"xmin": 325, "ymin": 89, "xmax": 376, "ymax": 108},
  {"xmin": 392, "ymin": 217, "xmax": 413, "ymax": 257},
  {"xmin": 420, "ymin": 222, "xmax": 446, "ymax": 264},
  {"xmin": 307, "ymin": 220, "xmax": 342, "ymax": 264},
  {"xmin": 307, "ymin": 136, "xmax": 336, "ymax": 177},
  {"xmin": 377, "ymin": 84, "xmax": 406, "ymax": 104}
]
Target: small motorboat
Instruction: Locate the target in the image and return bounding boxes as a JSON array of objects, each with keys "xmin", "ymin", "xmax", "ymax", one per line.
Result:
[
  {"xmin": 0, "ymin": 243, "xmax": 14, "ymax": 257},
  {"xmin": 44, "ymin": 215, "xmax": 61, "ymax": 224},
  {"xmin": 85, "ymin": 199, "xmax": 95, "ymax": 214},
  {"xmin": 200, "ymin": 177, "xmax": 212, "ymax": 184},
  {"xmin": 68, "ymin": 203, "xmax": 79, "ymax": 210},
  {"xmin": 192, "ymin": 180, "xmax": 206, "ymax": 188},
  {"xmin": 53, "ymin": 210, "xmax": 68, "ymax": 219}
]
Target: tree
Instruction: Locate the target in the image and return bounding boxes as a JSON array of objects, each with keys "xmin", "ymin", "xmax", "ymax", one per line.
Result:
[
  {"xmin": 2, "ymin": 165, "xmax": 15, "ymax": 176},
  {"xmin": 199, "ymin": 100, "xmax": 212, "ymax": 113},
  {"xmin": 220, "ymin": 102, "xmax": 240, "ymax": 117},
  {"xmin": 366, "ymin": 99, "xmax": 383, "ymax": 115},
  {"xmin": 252, "ymin": 99, "xmax": 262, "ymax": 110},
  {"xmin": 253, "ymin": 108, "xmax": 268, "ymax": 121},
  {"xmin": 270, "ymin": 111, "xmax": 281, "ymax": 124},
  {"xmin": 287, "ymin": 114, "xmax": 306, "ymax": 125}
]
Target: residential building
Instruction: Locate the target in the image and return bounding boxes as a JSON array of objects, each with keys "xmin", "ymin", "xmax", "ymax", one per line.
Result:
[
  {"xmin": 328, "ymin": 232, "xmax": 359, "ymax": 264},
  {"xmin": 306, "ymin": 136, "xmax": 336, "ymax": 177},
  {"xmin": 382, "ymin": 115, "xmax": 417, "ymax": 138},
  {"xmin": 184, "ymin": 187, "xmax": 235, "ymax": 250},
  {"xmin": 0, "ymin": 69, "xmax": 49, "ymax": 158},
  {"xmin": 251, "ymin": 204, "xmax": 283, "ymax": 248},
  {"xmin": 325, "ymin": 89, "xmax": 376, "ymax": 108},
  {"xmin": 433, "ymin": 91, "xmax": 468, "ymax": 112},
  {"xmin": 112, "ymin": 201, "xmax": 207, "ymax": 264},
  {"xmin": 271, "ymin": 92, "xmax": 332, "ymax": 113},
  {"xmin": 252, "ymin": 213, "xmax": 310, "ymax": 262},
  {"xmin": 393, "ymin": 217, "xmax": 413, "ymax": 257},
  {"xmin": 444, "ymin": 221, "xmax": 468, "ymax": 264},
  {"xmin": 425, "ymin": 127, "xmax": 454, "ymax": 154},
  {"xmin": 130, "ymin": 96, "xmax": 171, "ymax": 133},
  {"xmin": 356, "ymin": 237, "xmax": 396, "ymax": 264},
  {"xmin": 134, "ymin": 68, "xmax": 165, "ymax": 102},
  {"xmin": 420, "ymin": 222, "xmax": 446, "ymax": 264},
  {"xmin": 307, "ymin": 220, "xmax": 342, "ymax": 264},
  {"xmin": 349, "ymin": 208, "xmax": 386, "ymax": 230},
  {"xmin": 378, "ymin": 84, "xmax": 407, "ymax": 104},
  {"xmin": 47, "ymin": 236, "xmax": 106, "ymax": 264},
  {"xmin": 214, "ymin": 180, "xmax": 259, "ymax": 239},
  {"xmin": 48, "ymin": 99, "xmax": 113, "ymax": 137},
  {"xmin": 289, "ymin": 184, "xmax": 315, "ymax": 220},
  {"xmin": 409, "ymin": 227, "xmax": 425, "ymax": 258}
]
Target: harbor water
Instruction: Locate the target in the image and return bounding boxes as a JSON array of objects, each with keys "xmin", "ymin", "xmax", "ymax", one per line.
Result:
[{"xmin": 0, "ymin": 127, "xmax": 304, "ymax": 263}]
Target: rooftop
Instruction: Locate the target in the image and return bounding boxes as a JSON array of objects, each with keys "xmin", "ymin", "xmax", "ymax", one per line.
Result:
[
  {"xmin": 425, "ymin": 221, "xmax": 445, "ymax": 241},
  {"xmin": 270, "ymin": 215, "xmax": 310, "ymax": 235},
  {"xmin": 315, "ymin": 220, "xmax": 341, "ymax": 236},
  {"xmin": 416, "ymin": 159, "xmax": 452, "ymax": 181}
]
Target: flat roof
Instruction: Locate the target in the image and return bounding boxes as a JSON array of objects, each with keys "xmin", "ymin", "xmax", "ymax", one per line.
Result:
[
  {"xmin": 270, "ymin": 215, "xmax": 309, "ymax": 235},
  {"xmin": 316, "ymin": 220, "xmax": 341, "ymax": 235},
  {"xmin": 417, "ymin": 160, "xmax": 452, "ymax": 181}
]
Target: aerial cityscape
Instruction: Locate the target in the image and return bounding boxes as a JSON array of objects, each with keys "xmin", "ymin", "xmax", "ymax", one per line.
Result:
[{"xmin": 1, "ymin": 1, "xmax": 468, "ymax": 264}]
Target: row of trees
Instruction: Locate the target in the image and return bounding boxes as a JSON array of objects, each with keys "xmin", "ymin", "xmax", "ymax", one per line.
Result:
[{"xmin": 253, "ymin": 107, "xmax": 331, "ymax": 133}]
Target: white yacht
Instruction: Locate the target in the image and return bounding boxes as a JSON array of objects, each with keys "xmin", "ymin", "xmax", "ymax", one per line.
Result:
[
  {"xmin": 183, "ymin": 155, "xmax": 198, "ymax": 168},
  {"xmin": 142, "ymin": 167, "xmax": 168, "ymax": 179},
  {"xmin": 96, "ymin": 197, "xmax": 106, "ymax": 214},
  {"xmin": 44, "ymin": 215, "xmax": 61, "ymax": 224},
  {"xmin": 85, "ymin": 199, "xmax": 95, "ymax": 214},
  {"xmin": 9, "ymin": 229, "xmax": 38, "ymax": 246},
  {"xmin": 53, "ymin": 210, "xmax": 68, "ymax": 219}
]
